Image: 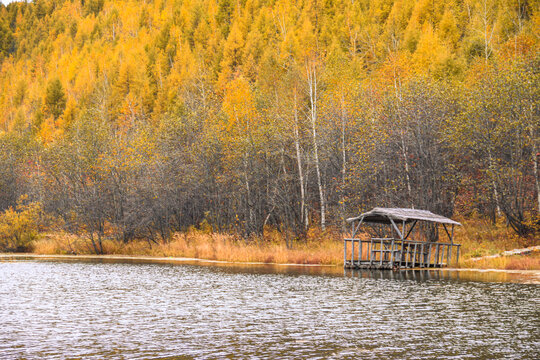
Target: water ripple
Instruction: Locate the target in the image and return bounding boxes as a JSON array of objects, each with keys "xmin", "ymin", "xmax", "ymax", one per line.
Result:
[{"xmin": 0, "ymin": 261, "xmax": 538, "ymax": 359}]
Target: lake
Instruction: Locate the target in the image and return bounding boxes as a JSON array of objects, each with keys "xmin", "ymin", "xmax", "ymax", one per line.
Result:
[{"xmin": 0, "ymin": 260, "xmax": 538, "ymax": 359}]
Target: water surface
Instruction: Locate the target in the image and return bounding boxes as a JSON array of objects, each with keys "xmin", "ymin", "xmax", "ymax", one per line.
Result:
[{"xmin": 1, "ymin": 261, "xmax": 538, "ymax": 359}]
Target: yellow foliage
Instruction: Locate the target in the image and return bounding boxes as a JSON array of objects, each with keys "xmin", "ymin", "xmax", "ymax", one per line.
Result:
[
  {"xmin": 412, "ymin": 23, "xmax": 449, "ymax": 74},
  {"xmin": 219, "ymin": 21, "xmax": 246, "ymax": 86},
  {"xmin": 0, "ymin": 196, "xmax": 42, "ymax": 252}
]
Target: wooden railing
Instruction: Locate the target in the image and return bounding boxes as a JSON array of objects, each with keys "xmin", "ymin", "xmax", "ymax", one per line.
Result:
[{"xmin": 344, "ymin": 237, "xmax": 461, "ymax": 269}]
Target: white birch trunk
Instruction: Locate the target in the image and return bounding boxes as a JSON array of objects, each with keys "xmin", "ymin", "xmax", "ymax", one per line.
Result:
[
  {"xmin": 293, "ymin": 89, "xmax": 307, "ymax": 228},
  {"xmin": 487, "ymin": 148, "xmax": 501, "ymax": 217},
  {"xmin": 531, "ymin": 124, "xmax": 540, "ymax": 213},
  {"xmin": 340, "ymin": 95, "xmax": 347, "ymax": 230},
  {"xmin": 306, "ymin": 61, "xmax": 325, "ymax": 230}
]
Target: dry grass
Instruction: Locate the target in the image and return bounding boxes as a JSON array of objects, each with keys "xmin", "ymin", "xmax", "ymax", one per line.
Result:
[
  {"xmin": 452, "ymin": 217, "xmax": 539, "ymax": 270},
  {"xmin": 28, "ymin": 218, "xmax": 539, "ymax": 270},
  {"xmin": 458, "ymin": 251, "xmax": 540, "ymax": 270},
  {"xmin": 31, "ymin": 228, "xmax": 344, "ymax": 265},
  {"xmin": 453, "ymin": 217, "xmax": 532, "ymax": 258}
]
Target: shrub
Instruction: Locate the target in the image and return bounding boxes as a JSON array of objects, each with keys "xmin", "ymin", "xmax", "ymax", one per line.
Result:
[{"xmin": 0, "ymin": 195, "xmax": 42, "ymax": 252}]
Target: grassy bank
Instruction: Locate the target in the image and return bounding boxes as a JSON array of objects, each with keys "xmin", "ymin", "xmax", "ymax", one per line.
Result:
[
  {"xmin": 453, "ymin": 218, "xmax": 531, "ymax": 258},
  {"xmin": 32, "ymin": 229, "xmax": 344, "ymax": 266},
  {"xmin": 452, "ymin": 217, "xmax": 539, "ymax": 270},
  {"xmin": 459, "ymin": 251, "xmax": 540, "ymax": 270},
  {"xmin": 20, "ymin": 218, "xmax": 540, "ymax": 270}
]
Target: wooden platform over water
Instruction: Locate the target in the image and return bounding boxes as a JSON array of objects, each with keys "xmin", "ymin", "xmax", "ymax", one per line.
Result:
[
  {"xmin": 345, "ymin": 208, "xmax": 462, "ymax": 270},
  {"xmin": 344, "ymin": 238, "xmax": 460, "ymax": 270}
]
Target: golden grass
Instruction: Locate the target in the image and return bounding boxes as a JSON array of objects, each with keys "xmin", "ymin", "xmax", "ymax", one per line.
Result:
[
  {"xmin": 451, "ymin": 217, "xmax": 539, "ymax": 270},
  {"xmin": 453, "ymin": 217, "xmax": 531, "ymax": 259},
  {"xmin": 458, "ymin": 251, "xmax": 540, "ymax": 270},
  {"xmin": 31, "ymin": 228, "xmax": 344, "ymax": 265},
  {"xmin": 28, "ymin": 218, "xmax": 539, "ymax": 270},
  {"xmin": 32, "ymin": 232, "xmax": 83, "ymax": 254}
]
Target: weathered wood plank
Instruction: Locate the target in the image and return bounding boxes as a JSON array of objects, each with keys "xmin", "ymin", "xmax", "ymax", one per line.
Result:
[
  {"xmin": 343, "ymin": 239, "xmax": 347, "ymax": 266},
  {"xmin": 379, "ymin": 239, "xmax": 383, "ymax": 266},
  {"xmin": 413, "ymin": 243, "xmax": 417, "ymax": 268}
]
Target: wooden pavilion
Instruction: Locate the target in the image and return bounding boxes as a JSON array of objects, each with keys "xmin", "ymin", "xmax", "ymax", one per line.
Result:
[{"xmin": 344, "ymin": 208, "xmax": 461, "ymax": 270}]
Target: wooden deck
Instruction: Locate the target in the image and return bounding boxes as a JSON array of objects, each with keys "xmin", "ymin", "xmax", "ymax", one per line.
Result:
[{"xmin": 344, "ymin": 237, "xmax": 460, "ymax": 270}]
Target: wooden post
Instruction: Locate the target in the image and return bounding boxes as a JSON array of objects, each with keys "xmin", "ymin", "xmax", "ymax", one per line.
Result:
[
  {"xmin": 352, "ymin": 239, "xmax": 355, "ymax": 265},
  {"xmin": 404, "ymin": 242, "xmax": 409, "ymax": 268},
  {"xmin": 427, "ymin": 243, "xmax": 432, "ymax": 268},
  {"xmin": 449, "ymin": 224, "xmax": 454, "ymax": 265},
  {"xmin": 389, "ymin": 218, "xmax": 403, "ymax": 239},
  {"xmin": 356, "ymin": 239, "xmax": 360, "ymax": 263},
  {"xmin": 404, "ymin": 220, "xmax": 418, "ymax": 239},
  {"xmin": 435, "ymin": 244, "xmax": 440, "ymax": 267},
  {"xmin": 369, "ymin": 239, "xmax": 374, "ymax": 265},
  {"xmin": 390, "ymin": 239, "xmax": 395, "ymax": 266},
  {"xmin": 352, "ymin": 217, "xmax": 364, "ymax": 239},
  {"xmin": 413, "ymin": 243, "xmax": 417, "ymax": 268},
  {"xmin": 379, "ymin": 239, "xmax": 383, "ymax": 267},
  {"xmin": 343, "ymin": 239, "xmax": 347, "ymax": 267},
  {"xmin": 359, "ymin": 240, "xmax": 363, "ymax": 262}
]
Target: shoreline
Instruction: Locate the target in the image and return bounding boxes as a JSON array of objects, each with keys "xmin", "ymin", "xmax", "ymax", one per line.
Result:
[
  {"xmin": 0, "ymin": 253, "xmax": 337, "ymax": 267},
  {"xmin": 466, "ymin": 245, "xmax": 540, "ymax": 262},
  {"xmin": 2, "ymin": 252, "xmax": 539, "ymax": 278}
]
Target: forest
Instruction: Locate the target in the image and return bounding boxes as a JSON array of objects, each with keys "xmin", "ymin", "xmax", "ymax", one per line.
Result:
[{"xmin": 0, "ymin": 0, "xmax": 538, "ymax": 254}]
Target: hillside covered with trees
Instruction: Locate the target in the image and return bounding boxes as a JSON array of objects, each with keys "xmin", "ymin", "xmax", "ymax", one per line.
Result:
[{"xmin": 0, "ymin": 0, "xmax": 538, "ymax": 251}]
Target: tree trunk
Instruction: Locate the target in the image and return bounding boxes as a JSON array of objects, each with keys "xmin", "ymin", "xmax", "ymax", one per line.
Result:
[
  {"xmin": 306, "ymin": 61, "xmax": 325, "ymax": 230},
  {"xmin": 400, "ymin": 131, "xmax": 413, "ymax": 206},
  {"xmin": 392, "ymin": 66, "xmax": 412, "ymax": 207},
  {"xmin": 487, "ymin": 148, "xmax": 501, "ymax": 218},
  {"xmin": 340, "ymin": 95, "xmax": 347, "ymax": 231},
  {"xmin": 481, "ymin": 0, "xmax": 494, "ymax": 64},
  {"xmin": 243, "ymin": 154, "xmax": 254, "ymax": 235},
  {"xmin": 531, "ymin": 125, "xmax": 540, "ymax": 213},
  {"xmin": 293, "ymin": 89, "xmax": 307, "ymax": 229}
]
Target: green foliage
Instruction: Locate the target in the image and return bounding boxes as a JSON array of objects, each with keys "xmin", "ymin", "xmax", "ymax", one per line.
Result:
[
  {"xmin": 84, "ymin": 0, "xmax": 104, "ymax": 16},
  {"xmin": 45, "ymin": 78, "xmax": 66, "ymax": 120},
  {"xmin": 0, "ymin": 20, "xmax": 14, "ymax": 56}
]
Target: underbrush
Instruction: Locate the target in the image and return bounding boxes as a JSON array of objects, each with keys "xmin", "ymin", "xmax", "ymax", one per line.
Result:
[{"xmin": 0, "ymin": 196, "xmax": 42, "ymax": 252}]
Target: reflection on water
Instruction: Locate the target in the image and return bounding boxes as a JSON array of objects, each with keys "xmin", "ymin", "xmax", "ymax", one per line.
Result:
[
  {"xmin": 344, "ymin": 268, "xmax": 540, "ymax": 284},
  {"xmin": 1, "ymin": 261, "xmax": 539, "ymax": 359}
]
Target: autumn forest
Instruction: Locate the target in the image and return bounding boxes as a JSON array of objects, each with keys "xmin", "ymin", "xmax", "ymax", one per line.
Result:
[{"xmin": 0, "ymin": 0, "xmax": 538, "ymax": 253}]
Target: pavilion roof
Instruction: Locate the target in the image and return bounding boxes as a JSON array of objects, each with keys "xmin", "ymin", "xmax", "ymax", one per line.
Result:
[{"xmin": 346, "ymin": 207, "xmax": 461, "ymax": 226}]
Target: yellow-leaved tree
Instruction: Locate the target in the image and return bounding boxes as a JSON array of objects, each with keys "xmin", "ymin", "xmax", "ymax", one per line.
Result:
[
  {"xmin": 222, "ymin": 76, "xmax": 261, "ymax": 234},
  {"xmin": 0, "ymin": 195, "xmax": 42, "ymax": 252}
]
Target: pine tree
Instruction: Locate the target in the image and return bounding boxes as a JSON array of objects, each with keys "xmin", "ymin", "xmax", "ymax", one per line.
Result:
[{"xmin": 45, "ymin": 78, "xmax": 66, "ymax": 120}]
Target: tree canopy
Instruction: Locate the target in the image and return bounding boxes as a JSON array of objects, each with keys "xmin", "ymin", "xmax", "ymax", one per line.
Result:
[{"xmin": 0, "ymin": 0, "xmax": 538, "ymax": 245}]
